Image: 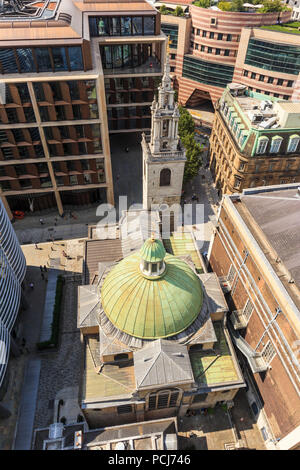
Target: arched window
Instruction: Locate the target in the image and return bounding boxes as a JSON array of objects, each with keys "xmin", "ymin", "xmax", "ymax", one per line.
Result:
[{"xmin": 160, "ymin": 168, "xmax": 171, "ymax": 186}]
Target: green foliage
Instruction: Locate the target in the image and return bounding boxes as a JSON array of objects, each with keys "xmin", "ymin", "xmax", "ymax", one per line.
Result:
[
  {"xmin": 193, "ymin": 0, "xmax": 210, "ymax": 8},
  {"xmin": 36, "ymin": 275, "xmax": 64, "ymax": 351},
  {"xmin": 217, "ymin": 1, "xmax": 231, "ymax": 10},
  {"xmin": 258, "ymin": 0, "xmax": 289, "ymax": 12},
  {"xmin": 159, "ymin": 4, "xmax": 169, "ymax": 14},
  {"xmin": 178, "ymin": 106, "xmax": 202, "ymax": 183},
  {"xmin": 178, "ymin": 105, "xmax": 195, "ymax": 137},
  {"xmin": 173, "ymin": 5, "xmax": 185, "ymax": 16},
  {"xmin": 218, "ymin": 0, "xmax": 290, "ymax": 12}
]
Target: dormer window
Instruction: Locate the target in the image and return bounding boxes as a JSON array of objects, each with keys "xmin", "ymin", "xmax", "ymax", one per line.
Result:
[
  {"xmin": 270, "ymin": 136, "xmax": 282, "ymax": 154},
  {"xmin": 287, "ymin": 134, "xmax": 300, "ymax": 153},
  {"xmin": 257, "ymin": 136, "xmax": 268, "ymax": 155}
]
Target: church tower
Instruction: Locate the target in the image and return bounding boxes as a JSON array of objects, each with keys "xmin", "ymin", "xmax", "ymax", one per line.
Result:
[{"xmin": 142, "ymin": 43, "xmax": 186, "ymax": 210}]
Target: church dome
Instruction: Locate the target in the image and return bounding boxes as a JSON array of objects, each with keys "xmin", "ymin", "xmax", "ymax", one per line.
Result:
[{"xmin": 100, "ymin": 238, "xmax": 203, "ymax": 340}]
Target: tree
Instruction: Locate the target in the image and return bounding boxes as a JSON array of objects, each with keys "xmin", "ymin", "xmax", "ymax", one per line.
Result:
[
  {"xmin": 173, "ymin": 6, "xmax": 185, "ymax": 16},
  {"xmin": 178, "ymin": 106, "xmax": 195, "ymax": 137},
  {"xmin": 259, "ymin": 0, "xmax": 287, "ymax": 12},
  {"xmin": 194, "ymin": 0, "xmax": 210, "ymax": 8},
  {"xmin": 230, "ymin": 0, "xmax": 245, "ymax": 11},
  {"xmin": 159, "ymin": 4, "xmax": 169, "ymax": 15},
  {"xmin": 178, "ymin": 106, "xmax": 202, "ymax": 182},
  {"xmin": 217, "ymin": 1, "xmax": 232, "ymax": 10}
]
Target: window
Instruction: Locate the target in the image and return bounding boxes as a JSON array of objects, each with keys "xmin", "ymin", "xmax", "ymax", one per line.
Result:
[
  {"xmin": 160, "ymin": 168, "xmax": 171, "ymax": 186},
  {"xmin": 200, "ymin": 45, "xmax": 205, "ymax": 52},
  {"xmin": 216, "ymin": 48, "xmax": 220, "ymax": 55},
  {"xmin": 227, "ymin": 264, "xmax": 236, "ymax": 284},
  {"xmin": 287, "ymin": 80, "xmax": 294, "ymax": 87},
  {"xmin": 114, "ymin": 353, "xmax": 129, "ymax": 361},
  {"xmin": 195, "ymin": 44, "xmax": 199, "ymax": 50},
  {"xmin": 261, "ymin": 341, "xmax": 276, "ymax": 365},
  {"xmin": 234, "ymin": 177, "xmax": 241, "ymax": 189},
  {"xmin": 202, "ymin": 30, "xmax": 207, "ymax": 37},
  {"xmin": 257, "ymin": 137, "xmax": 268, "ymax": 154},
  {"xmin": 259, "ymin": 75, "xmax": 265, "ymax": 81},
  {"xmin": 251, "ymin": 72, "xmax": 256, "ymax": 79},
  {"xmin": 226, "ymin": 34, "xmax": 232, "ymax": 41},
  {"xmin": 277, "ymin": 78, "xmax": 283, "ymax": 86},
  {"xmin": 287, "ymin": 135, "xmax": 300, "ymax": 153},
  {"xmin": 224, "ymin": 49, "xmax": 230, "ymax": 56},
  {"xmin": 148, "ymin": 391, "xmax": 179, "ymax": 410},
  {"xmin": 270, "ymin": 136, "xmax": 282, "ymax": 153},
  {"xmin": 197, "ymin": 29, "xmax": 200, "ymax": 35},
  {"xmin": 208, "ymin": 47, "xmax": 212, "ymax": 54},
  {"xmin": 283, "ymin": 95, "xmax": 289, "ymax": 100},
  {"xmin": 217, "ymin": 33, "xmax": 223, "ymax": 40},
  {"xmin": 243, "ymin": 299, "xmax": 254, "ymax": 322},
  {"xmin": 243, "ymin": 70, "xmax": 248, "ymax": 77},
  {"xmin": 209, "ymin": 32, "xmax": 214, "ymax": 39},
  {"xmin": 117, "ymin": 405, "xmax": 133, "ymax": 415},
  {"xmin": 267, "ymin": 77, "xmax": 274, "ymax": 84}
]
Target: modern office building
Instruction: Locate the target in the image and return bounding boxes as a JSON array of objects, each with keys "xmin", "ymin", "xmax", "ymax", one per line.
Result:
[
  {"xmin": 0, "ymin": 198, "xmax": 26, "ymax": 417},
  {"xmin": 0, "ymin": 0, "xmax": 165, "ymax": 218},
  {"xmin": 209, "ymin": 83, "xmax": 300, "ymax": 195},
  {"xmin": 158, "ymin": 2, "xmax": 297, "ymax": 111},
  {"xmin": 207, "ymin": 184, "xmax": 300, "ymax": 450}
]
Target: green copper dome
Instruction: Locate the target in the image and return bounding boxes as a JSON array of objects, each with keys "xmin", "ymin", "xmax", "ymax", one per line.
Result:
[
  {"xmin": 101, "ymin": 243, "xmax": 203, "ymax": 339},
  {"xmin": 140, "ymin": 238, "xmax": 166, "ymax": 263}
]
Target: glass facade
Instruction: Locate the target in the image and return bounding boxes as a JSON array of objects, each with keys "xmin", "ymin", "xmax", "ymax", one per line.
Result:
[
  {"xmin": 0, "ymin": 46, "xmax": 84, "ymax": 74},
  {"xmin": 182, "ymin": 55, "xmax": 234, "ymax": 88},
  {"xmin": 100, "ymin": 43, "xmax": 155, "ymax": 71},
  {"xmin": 89, "ymin": 15, "xmax": 155, "ymax": 37},
  {"xmin": 161, "ymin": 23, "xmax": 178, "ymax": 48},
  {"xmin": 245, "ymin": 39, "xmax": 300, "ymax": 75}
]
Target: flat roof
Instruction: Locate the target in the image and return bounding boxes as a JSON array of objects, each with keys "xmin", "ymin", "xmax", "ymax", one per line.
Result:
[
  {"xmin": 240, "ymin": 185, "xmax": 300, "ymax": 293},
  {"xmin": 163, "ymin": 231, "xmax": 204, "ymax": 273},
  {"xmin": 82, "ymin": 336, "xmax": 135, "ymax": 403},
  {"xmin": 74, "ymin": 1, "xmax": 156, "ymax": 13},
  {"xmin": 190, "ymin": 322, "xmax": 242, "ymax": 388}
]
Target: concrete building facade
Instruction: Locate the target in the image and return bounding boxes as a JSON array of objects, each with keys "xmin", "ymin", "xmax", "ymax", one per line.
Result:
[
  {"xmin": 0, "ymin": 0, "xmax": 165, "ymax": 218},
  {"xmin": 207, "ymin": 184, "xmax": 300, "ymax": 450},
  {"xmin": 209, "ymin": 83, "xmax": 300, "ymax": 195}
]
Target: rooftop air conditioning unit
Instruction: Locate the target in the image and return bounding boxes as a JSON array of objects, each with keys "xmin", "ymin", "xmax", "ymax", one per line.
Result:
[{"xmin": 259, "ymin": 116, "xmax": 277, "ymax": 129}]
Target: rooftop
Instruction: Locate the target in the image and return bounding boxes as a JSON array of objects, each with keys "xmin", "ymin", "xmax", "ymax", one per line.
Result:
[
  {"xmin": 82, "ymin": 335, "xmax": 135, "ymax": 402},
  {"xmin": 260, "ymin": 21, "xmax": 300, "ymax": 35},
  {"xmin": 190, "ymin": 322, "xmax": 242, "ymax": 388},
  {"xmin": 33, "ymin": 417, "xmax": 178, "ymax": 450},
  {"xmin": 163, "ymin": 231, "xmax": 204, "ymax": 273},
  {"xmin": 226, "ymin": 83, "xmax": 300, "ymax": 131},
  {"xmin": 235, "ymin": 184, "xmax": 300, "ymax": 312}
]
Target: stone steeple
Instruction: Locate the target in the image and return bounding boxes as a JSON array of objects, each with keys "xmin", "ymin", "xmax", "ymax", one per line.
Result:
[{"xmin": 142, "ymin": 42, "xmax": 186, "ymax": 210}]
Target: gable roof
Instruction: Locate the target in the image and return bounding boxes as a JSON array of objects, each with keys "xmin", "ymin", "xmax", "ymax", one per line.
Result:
[{"xmin": 133, "ymin": 339, "xmax": 194, "ymax": 389}]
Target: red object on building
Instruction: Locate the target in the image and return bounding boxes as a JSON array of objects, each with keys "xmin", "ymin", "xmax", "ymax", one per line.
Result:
[{"xmin": 13, "ymin": 210, "xmax": 25, "ymax": 219}]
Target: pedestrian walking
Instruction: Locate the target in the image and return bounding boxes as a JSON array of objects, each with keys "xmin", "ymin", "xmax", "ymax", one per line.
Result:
[
  {"xmin": 39, "ymin": 218, "xmax": 44, "ymax": 225},
  {"xmin": 125, "ymin": 147, "xmax": 129, "ymax": 153},
  {"xmin": 43, "ymin": 265, "xmax": 47, "ymax": 272},
  {"xmin": 35, "ymin": 243, "xmax": 39, "ymax": 250},
  {"xmin": 29, "ymin": 282, "xmax": 34, "ymax": 290},
  {"xmin": 39, "ymin": 265, "xmax": 43, "ymax": 272},
  {"xmin": 54, "ymin": 217, "xmax": 58, "ymax": 226}
]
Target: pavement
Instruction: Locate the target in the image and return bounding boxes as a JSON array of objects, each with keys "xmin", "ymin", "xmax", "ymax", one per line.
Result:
[{"xmin": 178, "ymin": 390, "xmax": 266, "ymax": 450}]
